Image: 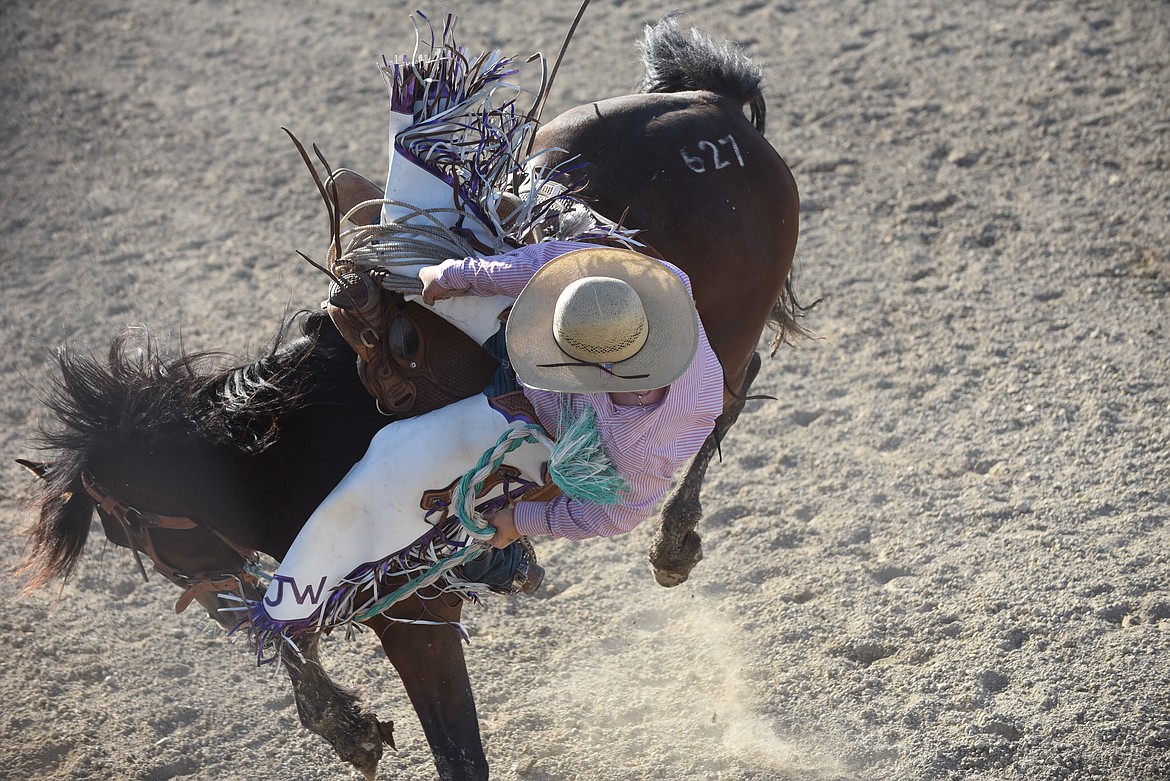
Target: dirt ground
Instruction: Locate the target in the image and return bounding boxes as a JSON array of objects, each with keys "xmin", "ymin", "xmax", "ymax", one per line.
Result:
[{"xmin": 1, "ymin": 1, "xmax": 1167, "ymax": 779}]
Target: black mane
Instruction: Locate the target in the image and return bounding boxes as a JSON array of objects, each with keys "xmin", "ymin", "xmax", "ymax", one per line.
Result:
[
  {"xmin": 40, "ymin": 311, "xmax": 334, "ymax": 458},
  {"xmin": 19, "ymin": 310, "xmax": 340, "ymax": 592}
]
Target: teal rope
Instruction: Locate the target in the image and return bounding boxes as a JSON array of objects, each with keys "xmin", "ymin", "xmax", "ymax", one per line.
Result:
[{"xmin": 352, "ymin": 423, "xmax": 549, "ymax": 622}]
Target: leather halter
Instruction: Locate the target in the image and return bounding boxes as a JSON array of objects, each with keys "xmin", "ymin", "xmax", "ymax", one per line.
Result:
[{"xmin": 80, "ymin": 471, "xmax": 259, "ymax": 614}]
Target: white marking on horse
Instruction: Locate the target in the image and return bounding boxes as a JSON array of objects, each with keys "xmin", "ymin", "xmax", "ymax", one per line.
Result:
[{"xmin": 680, "ymin": 134, "xmax": 746, "ymax": 173}]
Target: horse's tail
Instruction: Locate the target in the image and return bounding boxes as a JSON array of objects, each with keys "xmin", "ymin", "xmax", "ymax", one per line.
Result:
[
  {"xmin": 16, "ymin": 461, "xmax": 95, "ymax": 595},
  {"xmin": 769, "ymin": 282, "xmax": 819, "ymax": 353},
  {"xmin": 637, "ymin": 15, "xmax": 766, "ymax": 133}
]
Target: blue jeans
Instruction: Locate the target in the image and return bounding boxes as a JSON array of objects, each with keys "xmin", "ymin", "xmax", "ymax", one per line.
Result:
[
  {"xmin": 481, "ymin": 325, "xmax": 519, "ymax": 397},
  {"xmin": 469, "ymin": 324, "xmax": 525, "ymax": 588}
]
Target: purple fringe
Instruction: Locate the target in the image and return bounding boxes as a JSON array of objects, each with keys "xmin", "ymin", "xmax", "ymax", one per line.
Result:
[{"xmin": 243, "ymin": 474, "xmax": 539, "ymax": 666}]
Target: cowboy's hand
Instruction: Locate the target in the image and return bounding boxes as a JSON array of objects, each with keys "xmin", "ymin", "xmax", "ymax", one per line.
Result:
[
  {"xmin": 419, "ymin": 264, "xmax": 459, "ymax": 306},
  {"xmin": 485, "ymin": 507, "xmax": 520, "ymax": 549}
]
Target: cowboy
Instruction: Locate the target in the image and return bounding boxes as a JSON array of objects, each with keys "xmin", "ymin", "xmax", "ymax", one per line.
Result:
[
  {"xmin": 254, "ymin": 242, "xmax": 725, "ymax": 629},
  {"xmin": 419, "ymin": 240, "xmax": 725, "ymax": 589}
]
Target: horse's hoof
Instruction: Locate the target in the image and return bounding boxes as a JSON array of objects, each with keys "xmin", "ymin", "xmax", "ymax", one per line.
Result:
[
  {"xmin": 648, "ymin": 530, "xmax": 703, "ymax": 587},
  {"xmin": 650, "ymin": 528, "xmax": 702, "ymax": 582},
  {"xmin": 349, "ymin": 743, "xmax": 381, "ymax": 781},
  {"xmin": 651, "ymin": 566, "xmax": 690, "ymax": 588},
  {"xmin": 336, "ymin": 716, "xmax": 385, "ymax": 781}
]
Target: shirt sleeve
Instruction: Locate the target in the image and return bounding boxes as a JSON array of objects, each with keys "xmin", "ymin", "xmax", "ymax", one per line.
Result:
[
  {"xmin": 512, "ymin": 456, "xmax": 678, "ymax": 540},
  {"xmin": 433, "ymin": 240, "xmax": 596, "ymax": 298}
]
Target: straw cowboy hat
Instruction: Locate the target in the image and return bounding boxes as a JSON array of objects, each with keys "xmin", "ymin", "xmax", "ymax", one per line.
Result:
[{"xmin": 505, "ymin": 247, "xmax": 700, "ymax": 393}]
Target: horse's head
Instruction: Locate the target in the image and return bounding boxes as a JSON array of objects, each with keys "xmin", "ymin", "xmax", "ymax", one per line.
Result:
[
  {"xmin": 19, "ymin": 312, "xmax": 395, "ymax": 629},
  {"xmin": 20, "ymin": 454, "xmax": 261, "ymax": 627},
  {"xmin": 16, "ymin": 328, "xmax": 287, "ymax": 628}
]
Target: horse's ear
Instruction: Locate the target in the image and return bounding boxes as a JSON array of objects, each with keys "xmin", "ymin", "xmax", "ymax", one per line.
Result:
[{"xmin": 16, "ymin": 458, "xmax": 50, "ymax": 479}]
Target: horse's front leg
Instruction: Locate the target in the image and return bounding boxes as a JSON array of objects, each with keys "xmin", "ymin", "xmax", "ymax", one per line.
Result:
[
  {"xmin": 366, "ymin": 598, "xmax": 487, "ymax": 781},
  {"xmin": 281, "ymin": 632, "xmax": 393, "ymax": 781},
  {"xmin": 649, "ymin": 351, "xmax": 762, "ymax": 586},
  {"xmin": 197, "ymin": 587, "xmax": 391, "ymax": 777}
]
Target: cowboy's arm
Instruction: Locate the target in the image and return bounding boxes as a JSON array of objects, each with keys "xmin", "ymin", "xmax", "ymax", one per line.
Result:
[
  {"xmin": 511, "ymin": 466, "xmax": 674, "ymax": 540},
  {"xmin": 421, "ymin": 241, "xmax": 594, "ymax": 303},
  {"xmin": 486, "ymin": 451, "xmax": 676, "ymax": 546},
  {"xmin": 511, "ymin": 403, "xmax": 705, "ymax": 541}
]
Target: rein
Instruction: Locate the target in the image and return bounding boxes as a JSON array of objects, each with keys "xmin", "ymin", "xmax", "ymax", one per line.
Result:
[
  {"xmin": 523, "ymin": 0, "xmax": 592, "ymax": 155},
  {"xmin": 80, "ymin": 471, "xmax": 259, "ymax": 614}
]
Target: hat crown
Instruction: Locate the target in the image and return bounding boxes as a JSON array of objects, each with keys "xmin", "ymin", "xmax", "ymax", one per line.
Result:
[{"xmin": 552, "ymin": 276, "xmax": 649, "ymax": 364}]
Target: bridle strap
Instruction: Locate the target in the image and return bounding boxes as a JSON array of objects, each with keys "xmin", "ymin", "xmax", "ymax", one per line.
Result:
[
  {"xmin": 173, "ymin": 577, "xmax": 251, "ymax": 615},
  {"xmin": 80, "ymin": 471, "xmax": 258, "ymax": 613},
  {"xmin": 82, "ymin": 472, "xmax": 200, "ymax": 530}
]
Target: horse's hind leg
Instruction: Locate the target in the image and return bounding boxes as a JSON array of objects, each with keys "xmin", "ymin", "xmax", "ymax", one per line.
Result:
[
  {"xmin": 282, "ymin": 632, "xmax": 393, "ymax": 781},
  {"xmin": 649, "ymin": 351, "xmax": 762, "ymax": 587}
]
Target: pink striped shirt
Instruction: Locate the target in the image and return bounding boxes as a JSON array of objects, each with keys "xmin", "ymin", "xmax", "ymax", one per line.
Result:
[{"xmin": 434, "ymin": 241, "xmax": 724, "ymax": 540}]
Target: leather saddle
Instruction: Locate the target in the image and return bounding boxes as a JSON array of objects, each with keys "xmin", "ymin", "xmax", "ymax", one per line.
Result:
[{"xmin": 326, "ymin": 270, "xmax": 498, "ymax": 416}]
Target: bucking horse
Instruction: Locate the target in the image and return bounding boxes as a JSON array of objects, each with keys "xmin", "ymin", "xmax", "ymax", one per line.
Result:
[{"xmin": 18, "ymin": 15, "xmax": 806, "ymax": 781}]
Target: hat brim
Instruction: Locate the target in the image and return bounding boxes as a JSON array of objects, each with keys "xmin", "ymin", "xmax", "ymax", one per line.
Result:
[{"xmin": 505, "ymin": 248, "xmax": 700, "ymax": 393}]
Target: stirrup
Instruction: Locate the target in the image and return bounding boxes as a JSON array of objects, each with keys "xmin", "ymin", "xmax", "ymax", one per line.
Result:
[
  {"xmin": 482, "ymin": 539, "xmax": 545, "ymax": 596},
  {"xmin": 510, "ymin": 546, "xmax": 545, "ymax": 596}
]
